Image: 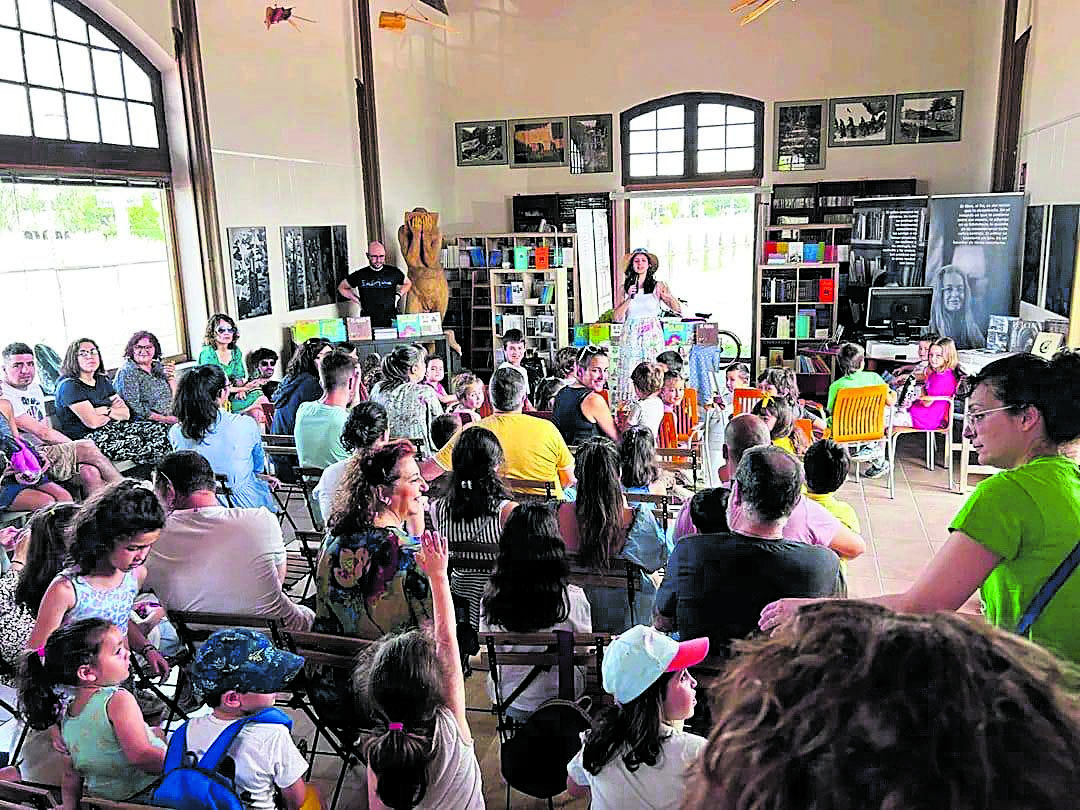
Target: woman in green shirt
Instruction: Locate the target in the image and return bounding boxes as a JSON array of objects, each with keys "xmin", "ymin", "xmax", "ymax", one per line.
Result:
[
  {"xmin": 763, "ymin": 351, "xmax": 1080, "ymax": 667},
  {"xmin": 197, "ymin": 313, "xmax": 271, "ymax": 430}
]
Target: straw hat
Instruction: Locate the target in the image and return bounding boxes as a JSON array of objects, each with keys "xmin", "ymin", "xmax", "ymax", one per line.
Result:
[{"xmin": 621, "ymin": 248, "xmax": 659, "ymax": 276}]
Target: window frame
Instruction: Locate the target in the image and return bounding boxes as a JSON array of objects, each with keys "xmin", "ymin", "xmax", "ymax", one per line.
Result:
[
  {"xmin": 620, "ymin": 92, "xmax": 765, "ymax": 188},
  {"xmin": 0, "ymin": 0, "xmax": 171, "ymax": 176}
]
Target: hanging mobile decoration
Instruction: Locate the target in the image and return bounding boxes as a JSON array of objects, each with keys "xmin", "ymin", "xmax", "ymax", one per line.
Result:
[{"xmin": 264, "ymin": 6, "xmax": 316, "ymax": 30}]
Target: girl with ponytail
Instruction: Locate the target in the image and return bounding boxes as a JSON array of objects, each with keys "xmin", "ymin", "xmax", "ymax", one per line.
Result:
[
  {"xmin": 353, "ymin": 532, "xmax": 483, "ymax": 810},
  {"xmin": 20, "ymin": 619, "xmax": 165, "ymax": 808}
]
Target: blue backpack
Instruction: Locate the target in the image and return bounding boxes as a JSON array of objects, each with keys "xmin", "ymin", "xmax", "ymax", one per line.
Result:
[{"xmin": 152, "ymin": 708, "xmax": 293, "ymax": 810}]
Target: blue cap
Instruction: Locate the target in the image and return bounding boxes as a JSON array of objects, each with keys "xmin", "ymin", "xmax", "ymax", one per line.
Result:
[
  {"xmin": 191, "ymin": 628, "xmax": 304, "ymax": 697},
  {"xmin": 602, "ymin": 625, "xmax": 709, "ymax": 704}
]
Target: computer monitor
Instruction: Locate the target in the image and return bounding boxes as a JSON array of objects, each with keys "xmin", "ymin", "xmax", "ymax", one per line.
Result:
[{"xmin": 866, "ymin": 286, "xmax": 933, "ymax": 342}]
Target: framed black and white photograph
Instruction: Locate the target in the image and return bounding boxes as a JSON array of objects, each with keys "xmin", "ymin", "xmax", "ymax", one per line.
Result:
[
  {"xmin": 828, "ymin": 95, "xmax": 893, "ymax": 148},
  {"xmin": 227, "ymin": 226, "xmax": 271, "ymax": 320},
  {"xmin": 568, "ymin": 114, "xmax": 613, "ymax": 174},
  {"xmin": 773, "ymin": 99, "xmax": 826, "ymax": 171},
  {"xmin": 282, "ymin": 225, "xmax": 349, "ymax": 312},
  {"xmin": 509, "ymin": 117, "xmax": 568, "ymax": 168},
  {"xmin": 894, "ymin": 90, "xmax": 964, "ymax": 144},
  {"xmin": 418, "ymin": 0, "xmax": 448, "ymax": 12},
  {"xmin": 455, "ymin": 120, "xmax": 508, "ymax": 167}
]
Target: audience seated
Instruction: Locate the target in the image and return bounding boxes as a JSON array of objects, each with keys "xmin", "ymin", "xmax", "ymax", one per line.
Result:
[
  {"xmin": 112, "ymin": 331, "xmax": 178, "ymax": 427},
  {"xmin": 0, "ymin": 399, "xmax": 73, "ymax": 510},
  {"xmin": 430, "ymin": 427, "xmax": 517, "ymax": 628},
  {"xmin": 751, "ymin": 395, "xmax": 809, "ymax": 456},
  {"xmin": 427, "ymin": 367, "xmax": 575, "ymax": 498},
  {"xmin": 170, "ymin": 365, "xmax": 276, "ymax": 512},
  {"xmin": 557, "ymin": 438, "xmax": 669, "ymax": 632},
  {"xmin": 826, "ymin": 342, "xmax": 897, "ymax": 479},
  {"xmin": 197, "ymin": 313, "xmax": 270, "ymax": 430},
  {"xmin": 552, "ymin": 345, "xmax": 618, "ymax": 444},
  {"xmin": 684, "ymin": 602, "xmax": 1080, "ymax": 809},
  {"xmin": 316, "ymin": 439, "xmax": 432, "ymax": 638},
  {"xmin": 619, "ymin": 425, "xmax": 666, "ymax": 496},
  {"xmin": 447, "ymin": 371, "xmax": 484, "ymax": 426},
  {"xmin": 1, "ymin": 342, "xmax": 120, "ymax": 494},
  {"xmin": 423, "ymin": 355, "xmax": 457, "ymax": 406},
  {"xmin": 654, "ymin": 445, "xmax": 842, "ymax": 656},
  {"xmin": 803, "ymin": 439, "xmax": 860, "ymax": 532},
  {"xmin": 314, "ymin": 400, "xmax": 389, "ymax": 525},
  {"xmin": 146, "ymin": 451, "xmax": 313, "ymax": 630},
  {"xmin": 294, "ymin": 348, "xmax": 357, "ymax": 470},
  {"xmin": 887, "ymin": 335, "xmax": 960, "ymax": 429},
  {"xmin": 479, "ymin": 503, "xmax": 591, "ymax": 720},
  {"xmin": 370, "ymin": 344, "xmax": 444, "ymax": 454},
  {"xmin": 270, "ymin": 337, "xmax": 330, "ymax": 437},
  {"xmin": 534, "ymin": 376, "xmax": 568, "ymax": 412},
  {"xmin": 246, "ymin": 346, "xmax": 280, "ymax": 399},
  {"xmin": 430, "ymin": 413, "xmax": 462, "ymax": 454},
  {"xmin": 757, "ymin": 366, "xmax": 826, "ymax": 430},
  {"xmin": 631, "ymin": 362, "xmax": 665, "ymax": 438},
  {"xmin": 54, "ymin": 337, "xmax": 171, "ymax": 464}
]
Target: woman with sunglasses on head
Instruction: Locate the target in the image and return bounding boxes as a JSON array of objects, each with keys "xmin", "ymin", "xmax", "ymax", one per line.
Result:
[
  {"xmin": 610, "ymin": 248, "xmax": 682, "ymax": 407},
  {"xmin": 197, "ymin": 313, "xmax": 270, "ymax": 430},
  {"xmin": 54, "ymin": 338, "xmax": 172, "ymax": 464},
  {"xmin": 552, "ymin": 345, "xmax": 619, "ymax": 445},
  {"xmin": 762, "ymin": 351, "xmax": 1080, "ymax": 667}
]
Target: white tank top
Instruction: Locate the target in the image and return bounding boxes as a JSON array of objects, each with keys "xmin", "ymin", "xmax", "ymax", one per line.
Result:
[{"xmin": 626, "ymin": 290, "xmax": 662, "ymax": 320}]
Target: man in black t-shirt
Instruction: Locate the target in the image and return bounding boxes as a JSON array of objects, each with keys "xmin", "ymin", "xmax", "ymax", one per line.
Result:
[
  {"xmin": 654, "ymin": 445, "xmax": 841, "ymax": 656},
  {"xmin": 337, "ymin": 240, "xmax": 411, "ymax": 327}
]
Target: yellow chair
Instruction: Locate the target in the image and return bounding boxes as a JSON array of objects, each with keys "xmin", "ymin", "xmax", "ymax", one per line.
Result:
[
  {"xmin": 733, "ymin": 387, "xmax": 765, "ymax": 415},
  {"xmin": 830, "ymin": 384, "xmax": 889, "ymax": 482},
  {"xmin": 887, "ymin": 396, "xmax": 955, "ymax": 498}
]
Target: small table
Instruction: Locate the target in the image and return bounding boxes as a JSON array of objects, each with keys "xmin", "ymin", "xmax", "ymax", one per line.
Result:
[{"xmin": 352, "ymin": 335, "xmax": 454, "ymax": 374}]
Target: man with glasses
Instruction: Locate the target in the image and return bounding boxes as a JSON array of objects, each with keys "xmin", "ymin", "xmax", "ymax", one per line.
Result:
[
  {"xmin": 552, "ymin": 345, "xmax": 619, "ymax": 444},
  {"xmin": 0, "ymin": 342, "xmax": 121, "ymax": 494},
  {"xmin": 337, "ymin": 240, "xmax": 411, "ymax": 328}
]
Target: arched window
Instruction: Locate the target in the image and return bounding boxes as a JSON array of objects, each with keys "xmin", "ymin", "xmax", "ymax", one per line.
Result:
[
  {"xmin": 620, "ymin": 92, "xmax": 764, "ymax": 186},
  {"xmin": 0, "ymin": 1, "xmax": 185, "ymax": 361}
]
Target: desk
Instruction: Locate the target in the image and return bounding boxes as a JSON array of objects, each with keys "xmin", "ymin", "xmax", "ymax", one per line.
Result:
[
  {"xmin": 865, "ymin": 340, "xmax": 921, "ymax": 362},
  {"xmin": 353, "ymin": 335, "xmax": 454, "ymax": 374},
  {"xmin": 956, "ymin": 349, "xmax": 1015, "ymax": 376}
]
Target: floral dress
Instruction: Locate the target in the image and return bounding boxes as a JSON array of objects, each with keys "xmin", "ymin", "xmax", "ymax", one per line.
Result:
[
  {"xmin": 0, "ymin": 570, "xmax": 34, "ymax": 687},
  {"xmin": 198, "ymin": 346, "xmax": 261, "ymax": 412},
  {"xmin": 613, "ymin": 291, "xmax": 665, "ymax": 407},
  {"xmin": 370, "ymin": 381, "xmax": 443, "ymax": 455}
]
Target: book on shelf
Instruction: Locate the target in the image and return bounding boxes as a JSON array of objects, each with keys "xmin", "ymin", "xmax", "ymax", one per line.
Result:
[
  {"xmin": 561, "ymin": 247, "xmax": 574, "ymax": 267},
  {"xmin": 535, "ymin": 246, "xmax": 550, "ymax": 269},
  {"xmin": 469, "ymin": 247, "xmax": 486, "ymax": 267},
  {"xmin": 795, "ymin": 308, "xmax": 815, "ymax": 339},
  {"xmin": 818, "ymin": 278, "xmax": 835, "ymax": 302},
  {"xmin": 513, "ymin": 246, "xmax": 530, "ymax": 270},
  {"xmin": 776, "ymin": 315, "xmax": 791, "ymax": 339},
  {"xmin": 786, "ymin": 242, "xmax": 804, "ymax": 262}
]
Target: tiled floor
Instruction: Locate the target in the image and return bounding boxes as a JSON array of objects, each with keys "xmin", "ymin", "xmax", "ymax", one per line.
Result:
[{"xmin": 299, "ymin": 437, "xmax": 985, "ymax": 809}]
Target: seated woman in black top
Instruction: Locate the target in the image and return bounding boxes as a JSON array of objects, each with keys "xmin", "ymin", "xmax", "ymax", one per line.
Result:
[
  {"xmin": 552, "ymin": 346, "xmax": 618, "ymax": 445},
  {"xmin": 53, "ymin": 338, "xmax": 171, "ymax": 464}
]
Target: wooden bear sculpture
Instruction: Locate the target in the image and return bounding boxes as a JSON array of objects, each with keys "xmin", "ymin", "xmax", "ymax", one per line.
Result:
[{"xmin": 397, "ymin": 207, "xmax": 460, "ymax": 353}]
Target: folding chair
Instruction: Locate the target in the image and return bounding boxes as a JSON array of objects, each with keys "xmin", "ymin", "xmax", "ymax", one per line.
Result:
[
  {"xmin": 830, "ymin": 384, "xmax": 889, "ymax": 482},
  {"xmin": 0, "ymin": 695, "xmax": 29, "ymax": 777},
  {"xmin": 794, "ymin": 418, "xmax": 814, "ymax": 448},
  {"xmin": 502, "ymin": 477, "xmax": 557, "ymax": 502},
  {"xmin": 213, "ymin": 474, "xmax": 235, "ymax": 508},
  {"xmin": 887, "ymin": 395, "xmax": 955, "ymax": 498},
  {"xmin": 0, "ymin": 782, "xmax": 58, "ymax": 810},
  {"xmin": 278, "ymin": 629, "xmax": 375, "ymax": 810},
  {"xmin": 296, "ymin": 467, "xmax": 326, "ymax": 532},
  {"xmin": 569, "ymin": 561, "xmax": 642, "ymax": 625},
  {"xmin": 673, "ymin": 388, "xmax": 700, "ymax": 443},
  {"xmin": 285, "ymin": 530, "xmax": 323, "ymax": 600},
  {"xmin": 624, "ymin": 491, "xmax": 684, "ymax": 536},
  {"xmin": 657, "ymin": 446, "xmax": 701, "ymax": 490},
  {"xmin": 263, "ymin": 444, "xmax": 303, "ymax": 531}
]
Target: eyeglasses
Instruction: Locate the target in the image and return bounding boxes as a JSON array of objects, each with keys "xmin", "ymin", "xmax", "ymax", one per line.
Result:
[
  {"xmin": 215, "ymin": 326, "xmax": 236, "ymax": 334},
  {"xmin": 133, "ymin": 344, "xmax": 155, "ymax": 352},
  {"xmin": 77, "ymin": 349, "xmax": 99, "ymax": 358},
  {"xmin": 965, "ymin": 404, "xmax": 1021, "ymax": 428}
]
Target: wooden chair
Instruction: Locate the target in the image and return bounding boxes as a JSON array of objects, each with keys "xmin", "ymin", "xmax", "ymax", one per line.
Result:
[
  {"xmin": 503, "ymin": 477, "xmax": 557, "ymax": 501},
  {"xmin": 262, "ymin": 444, "xmax": 304, "ymax": 531},
  {"xmin": 657, "ymin": 446, "xmax": 701, "ymax": 490},
  {"xmin": 657, "ymin": 411, "xmax": 679, "ymax": 449},
  {"xmin": 285, "ymin": 530, "xmax": 324, "ymax": 599},
  {"xmin": 732, "ymin": 387, "xmax": 765, "ymax": 415},
  {"xmin": 624, "ymin": 491, "xmax": 684, "ymax": 536},
  {"xmin": 0, "ymin": 695, "xmax": 31, "ymax": 786},
  {"xmin": 887, "ymin": 396, "xmax": 955, "ymax": 498},
  {"xmin": 569, "ymin": 561, "xmax": 643, "ymax": 625},
  {"xmin": 532, "ymin": 410, "xmax": 555, "ymax": 422},
  {"xmin": 830, "ymin": 384, "xmax": 889, "ymax": 482},
  {"xmin": 0, "ymin": 782, "xmax": 58, "ymax": 810},
  {"xmin": 213, "ymin": 473, "xmax": 235, "ymax": 508},
  {"xmin": 80, "ymin": 798, "xmax": 171, "ymax": 810},
  {"xmin": 259, "ymin": 401, "xmax": 276, "ymax": 425},
  {"xmin": 447, "ymin": 539, "xmax": 499, "ymax": 574}
]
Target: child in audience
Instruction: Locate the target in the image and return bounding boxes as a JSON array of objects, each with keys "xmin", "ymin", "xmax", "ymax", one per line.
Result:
[
  {"xmin": 803, "ymin": 439, "xmax": 860, "ymax": 533},
  {"xmin": 354, "ymin": 531, "xmax": 483, "ymax": 810},
  {"xmin": 660, "ymin": 370, "xmax": 686, "ymax": 414},
  {"xmin": 567, "ymin": 625, "xmax": 710, "ymax": 809},
  {"xmin": 885, "ymin": 334, "xmax": 935, "ymax": 388},
  {"xmin": 889, "ymin": 336, "xmax": 960, "ymax": 429},
  {"xmin": 424, "ymin": 356, "xmax": 457, "ymax": 406},
  {"xmin": 619, "ymin": 425, "xmax": 665, "ymax": 496},
  {"xmin": 554, "ymin": 347, "xmax": 579, "ymax": 384},
  {"xmin": 631, "ymin": 362, "xmax": 665, "ymax": 437},
  {"xmin": 751, "ymin": 395, "xmax": 808, "ymax": 456},
  {"xmin": 184, "ymin": 628, "xmax": 312, "ymax": 810},
  {"xmin": 827, "ymin": 343, "xmax": 896, "ymax": 479},
  {"xmin": 27, "ymin": 480, "xmax": 169, "ymax": 680},
  {"xmin": 497, "ymin": 329, "xmax": 530, "ymax": 394},
  {"xmin": 613, "ymin": 400, "xmax": 642, "ymax": 435},
  {"xmin": 757, "ymin": 367, "xmax": 826, "ymax": 430},
  {"xmin": 20, "ymin": 618, "xmax": 166, "ymax": 808},
  {"xmin": 480, "ymin": 503, "xmax": 591, "ymax": 719},
  {"xmin": 449, "ymin": 371, "xmax": 485, "ymax": 426},
  {"xmin": 714, "ymin": 362, "xmax": 750, "ymax": 410},
  {"xmin": 430, "ymin": 413, "xmax": 462, "ymax": 454},
  {"xmin": 359, "ymin": 353, "xmax": 383, "ymax": 400},
  {"xmin": 534, "ymin": 376, "xmax": 568, "ymax": 411},
  {"xmin": 655, "ymin": 350, "xmax": 685, "ymax": 378}
]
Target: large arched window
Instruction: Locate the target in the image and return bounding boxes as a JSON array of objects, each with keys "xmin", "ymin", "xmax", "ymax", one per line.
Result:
[
  {"xmin": 620, "ymin": 92, "xmax": 764, "ymax": 186},
  {"xmin": 0, "ymin": 1, "xmax": 184, "ymax": 361}
]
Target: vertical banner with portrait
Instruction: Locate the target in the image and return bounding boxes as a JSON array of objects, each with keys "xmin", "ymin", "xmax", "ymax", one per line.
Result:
[{"xmin": 925, "ymin": 193, "xmax": 1026, "ymax": 349}]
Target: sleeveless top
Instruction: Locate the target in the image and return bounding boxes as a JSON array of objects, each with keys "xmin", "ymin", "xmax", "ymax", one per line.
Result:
[
  {"xmin": 62, "ymin": 570, "xmax": 139, "ymax": 635},
  {"xmin": 62, "ymin": 686, "xmax": 165, "ymax": 800},
  {"xmin": 626, "ymin": 290, "xmax": 662, "ymax": 321},
  {"xmin": 552, "ymin": 387, "xmax": 600, "ymax": 445},
  {"xmin": 434, "ymin": 497, "xmax": 513, "ymax": 629}
]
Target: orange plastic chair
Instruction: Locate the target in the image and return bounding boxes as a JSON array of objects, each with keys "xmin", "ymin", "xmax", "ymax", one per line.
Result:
[
  {"xmin": 830, "ymin": 384, "xmax": 889, "ymax": 482},
  {"xmin": 732, "ymin": 387, "xmax": 765, "ymax": 415},
  {"xmin": 674, "ymin": 388, "xmax": 699, "ymax": 443},
  {"xmin": 793, "ymin": 418, "xmax": 813, "ymax": 448},
  {"xmin": 658, "ymin": 411, "xmax": 679, "ymax": 449}
]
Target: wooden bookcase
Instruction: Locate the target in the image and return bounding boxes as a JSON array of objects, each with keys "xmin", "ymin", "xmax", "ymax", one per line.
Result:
[{"xmin": 447, "ymin": 233, "xmax": 578, "ymax": 372}]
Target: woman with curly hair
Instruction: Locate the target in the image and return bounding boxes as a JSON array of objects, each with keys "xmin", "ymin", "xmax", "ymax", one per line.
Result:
[
  {"xmin": 370, "ymin": 344, "xmax": 443, "ymax": 453},
  {"xmin": 169, "ymin": 365, "xmax": 276, "ymax": 511},
  {"xmin": 113, "ymin": 330, "xmax": 177, "ymax": 426},
  {"xmin": 316, "ymin": 439, "xmax": 432, "ymax": 639},
  {"xmin": 54, "ymin": 337, "xmax": 171, "ymax": 464},
  {"xmin": 197, "ymin": 313, "xmax": 271, "ymax": 428},
  {"xmin": 479, "ymin": 502, "xmax": 590, "ymax": 719},
  {"xmin": 429, "ymin": 427, "xmax": 517, "ymax": 628},
  {"xmin": 929, "ymin": 266, "xmax": 986, "ymax": 349},
  {"xmin": 688, "ymin": 601, "xmax": 1080, "ymax": 809},
  {"xmin": 270, "ymin": 337, "xmax": 331, "ymax": 436},
  {"xmin": 313, "ymin": 400, "xmax": 390, "ymax": 525}
]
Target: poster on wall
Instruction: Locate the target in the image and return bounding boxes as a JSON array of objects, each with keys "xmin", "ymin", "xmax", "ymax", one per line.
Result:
[
  {"xmin": 227, "ymin": 227, "xmax": 271, "ymax": 320},
  {"xmin": 282, "ymin": 225, "xmax": 349, "ymax": 312},
  {"xmin": 576, "ymin": 208, "xmax": 612, "ymax": 322},
  {"xmin": 925, "ymin": 193, "xmax": 1026, "ymax": 349},
  {"xmin": 849, "ymin": 196, "xmax": 929, "ymax": 287},
  {"xmin": 773, "ymin": 99, "xmax": 826, "ymax": 171}
]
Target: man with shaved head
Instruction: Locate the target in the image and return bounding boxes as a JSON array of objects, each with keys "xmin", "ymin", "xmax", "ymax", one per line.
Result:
[{"xmin": 338, "ymin": 240, "xmax": 411, "ymax": 327}]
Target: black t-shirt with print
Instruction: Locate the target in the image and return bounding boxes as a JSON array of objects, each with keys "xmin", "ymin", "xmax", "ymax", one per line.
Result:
[{"xmin": 344, "ymin": 265, "xmax": 406, "ymax": 327}]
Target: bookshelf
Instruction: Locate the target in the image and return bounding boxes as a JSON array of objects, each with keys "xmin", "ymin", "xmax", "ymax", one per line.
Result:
[{"xmin": 447, "ymin": 233, "xmax": 578, "ymax": 371}]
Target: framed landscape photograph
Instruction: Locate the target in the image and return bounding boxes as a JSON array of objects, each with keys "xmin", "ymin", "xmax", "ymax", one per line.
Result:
[
  {"xmin": 828, "ymin": 95, "xmax": 893, "ymax": 148},
  {"xmin": 568, "ymin": 114, "xmax": 614, "ymax": 174},
  {"xmin": 509, "ymin": 117, "xmax": 568, "ymax": 168},
  {"xmin": 773, "ymin": 99, "xmax": 826, "ymax": 171},
  {"xmin": 894, "ymin": 90, "xmax": 964, "ymax": 144},
  {"xmin": 455, "ymin": 120, "xmax": 508, "ymax": 166}
]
